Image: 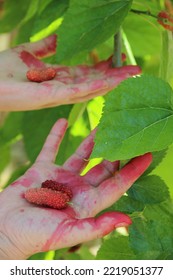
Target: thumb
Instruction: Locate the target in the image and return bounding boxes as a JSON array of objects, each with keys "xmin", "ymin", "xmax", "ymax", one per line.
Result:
[{"xmin": 45, "ymin": 212, "xmax": 131, "ymax": 252}]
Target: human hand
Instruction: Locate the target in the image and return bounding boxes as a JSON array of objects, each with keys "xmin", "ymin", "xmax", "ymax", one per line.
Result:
[
  {"xmin": 0, "ymin": 35, "xmax": 141, "ymax": 111},
  {"xmin": 0, "ymin": 119, "xmax": 152, "ymax": 259}
]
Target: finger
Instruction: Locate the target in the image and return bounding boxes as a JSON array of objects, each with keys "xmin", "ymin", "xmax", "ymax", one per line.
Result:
[
  {"xmin": 70, "ymin": 58, "xmax": 113, "ymax": 75},
  {"xmin": 63, "ymin": 130, "xmax": 96, "ymax": 174},
  {"xmin": 94, "ymin": 54, "xmax": 126, "ymax": 71},
  {"xmin": 46, "ymin": 212, "xmax": 131, "ymax": 251},
  {"xmin": 60, "ymin": 66, "xmax": 141, "ymax": 102},
  {"xmin": 84, "ymin": 160, "xmax": 120, "ymax": 186},
  {"xmin": 66, "ymin": 74, "xmax": 134, "ymax": 104},
  {"xmin": 106, "ymin": 65, "xmax": 141, "ymax": 76},
  {"xmin": 19, "ymin": 35, "xmax": 57, "ymax": 58},
  {"xmin": 62, "ymin": 79, "xmax": 109, "ymax": 98},
  {"xmin": 95, "ymin": 153, "xmax": 152, "ymax": 212},
  {"xmin": 38, "ymin": 78, "xmax": 109, "ymax": 106},
  {"xmin": 102, "ymin": 66, "xmax": 141, "ymax": 89},
  {"xmin": 35, "ymin": 118, "xmax": 68, "ymax": 163},
  {"xmin": 19, "ymin": 64, "xmax": 141, "ymax": 110},
  {"xmin": 38, "ymin": 65, "xmax": 140, "ymax": 106}
]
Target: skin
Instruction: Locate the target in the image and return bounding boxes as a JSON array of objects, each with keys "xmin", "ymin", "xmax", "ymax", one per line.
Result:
[
  {"xmin": 0, "ymin": 34, "xmax": 141, "ymax": 111},
  {"xmin": 0, "ymin": 118, "xmax": 152, "ymax": 260}
]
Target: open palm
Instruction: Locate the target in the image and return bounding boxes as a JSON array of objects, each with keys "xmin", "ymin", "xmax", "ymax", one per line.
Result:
[
  {"xmin": 0, "ymin": 119, "xmax": 152, "ymax": 259},
  {"xmin": 0, "ymin": 35, "xmax": 141, "ymax": 111}
]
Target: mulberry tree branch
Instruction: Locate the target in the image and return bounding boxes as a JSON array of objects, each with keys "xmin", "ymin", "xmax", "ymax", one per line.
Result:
[{"xmin": 112, "ymin": 30, "xmax": 122, "ymax": 68}]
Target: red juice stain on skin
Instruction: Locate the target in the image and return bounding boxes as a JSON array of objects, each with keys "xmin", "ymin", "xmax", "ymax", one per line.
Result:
[
  {"xmin": 20, "ymin": 51, "xmax": 44, "ymax": 68},
  {"xmin": 20, "ymin": 193, "xmax": 25, "ymax": 199},
  {"xmin": 11, "ymin": 178, "xmax": 32, "ymax": 188},
  {"xmin": 24, "ymin": 180, "xmax": 73, "ymax": 209},
  {"xmin": 34, "ymin": 34, "xmax": 57, "ymax": 58},
  {"xmin": 26, "ymin": 67, "xmax": 56, "ymax": 83}
]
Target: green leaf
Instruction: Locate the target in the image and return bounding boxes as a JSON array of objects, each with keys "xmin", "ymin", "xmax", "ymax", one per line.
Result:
[
  {"xmin": 0, "ymin": 112, "xmax": 24, "ymax": 174},
  {"xmin": 128, "ymin": 175, "xmax": 170, "ymax": 204},
  {"xmin": 21, "ymin": 0, "xmax": 40, "ymax": 25},
  {"xmin": 123, "ymin": 9, "xmax": 161, "ymax": 57},
  {"xmin": 143, "ymin": 201, "xmax": 173, "ymax": 223},
  {"xmin": 143, "ymin": 149, "xmax": 167, "ymax": 175},
  {"xmin": 56, "ymin": 110, "xmax": 90, "ymax": 165},
  {"xmin": 87, "ymin": 96, "xmax": 105, "ymax": 129},
  {"xmin": 129, "ymin": 218, "xmax": 163, "ymax": 259},
  {"xmin": 154, "ymin": 144, "xmax": 173, "ymax": 199},
  {"xmin": 15, "ymin": 18, "xmax": 36, "ymax": 44},
  {"xmin": 102, "ymin": 195, "xmax": 144, "ymax": 214},
  {"xmin": 92, "ymin": 75, "xmax": 173, "ymax": 161},
  {"xmin": 56, "ymin": 0, "xmax": 132, "ymax": 62},
  {"xmin": 28, "ymin": 251, "xmax": 55, "ymax": 260},
  {"xmin": 68, "ymin": 103, "xmax": 87, "ymax": 127},
  {"xmin": 55, "ymin": 244, "xmax": 95, "ymax": 260},
  {"xmin": 31, "ymin": 0, "xmax": 69, "ymax": 37},
  {"xmin": 129, "ymin": 203, "xmax": 173, "ymax": 259},
  {"xmin": 160, "ymin": 31, "xmax": 173, "ymax": 87},
  {"xmin": 0, "ymin": 0, "xmax": 30, "ymax": 32},
  {"xmin": 77, "ymin": 245, "xmax": 95, "ymax": 260},
  {"xmin": 55, "ymin": 131, "xmax": 83, "ymax": 166},
  {"xmin": 156, "ymin": 252, "xmax": 173, "ymax": 260},
  {"xmin": 0, "ymin": 112, "xmax": 23, "ymax": 143},
  {"xmin": 113, "ymin": 196, "xmax": 145, "ymax": 213},
  {"xmin": 37, "ymin": 0, "xmax": 53, "ymax": 14},
  {"xmin": 0, "ymin": 143, "xmax": 10, "ymax": 173},
  {"xmin": 22, "ymin": 106, "xmax": 72, "ymax": 163},
  {"xmin": 96, "ymin": 236, "xmax": 136, "ymax": 260}
]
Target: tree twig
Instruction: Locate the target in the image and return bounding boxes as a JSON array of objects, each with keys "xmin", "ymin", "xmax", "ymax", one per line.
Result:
[
  {"xmin": 112, "ymin": 30, "xmax": 122, "ymax": 68},
  {"xmin": 130, "ymin": 8, "xmax": 157, "ymax": 18}
]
